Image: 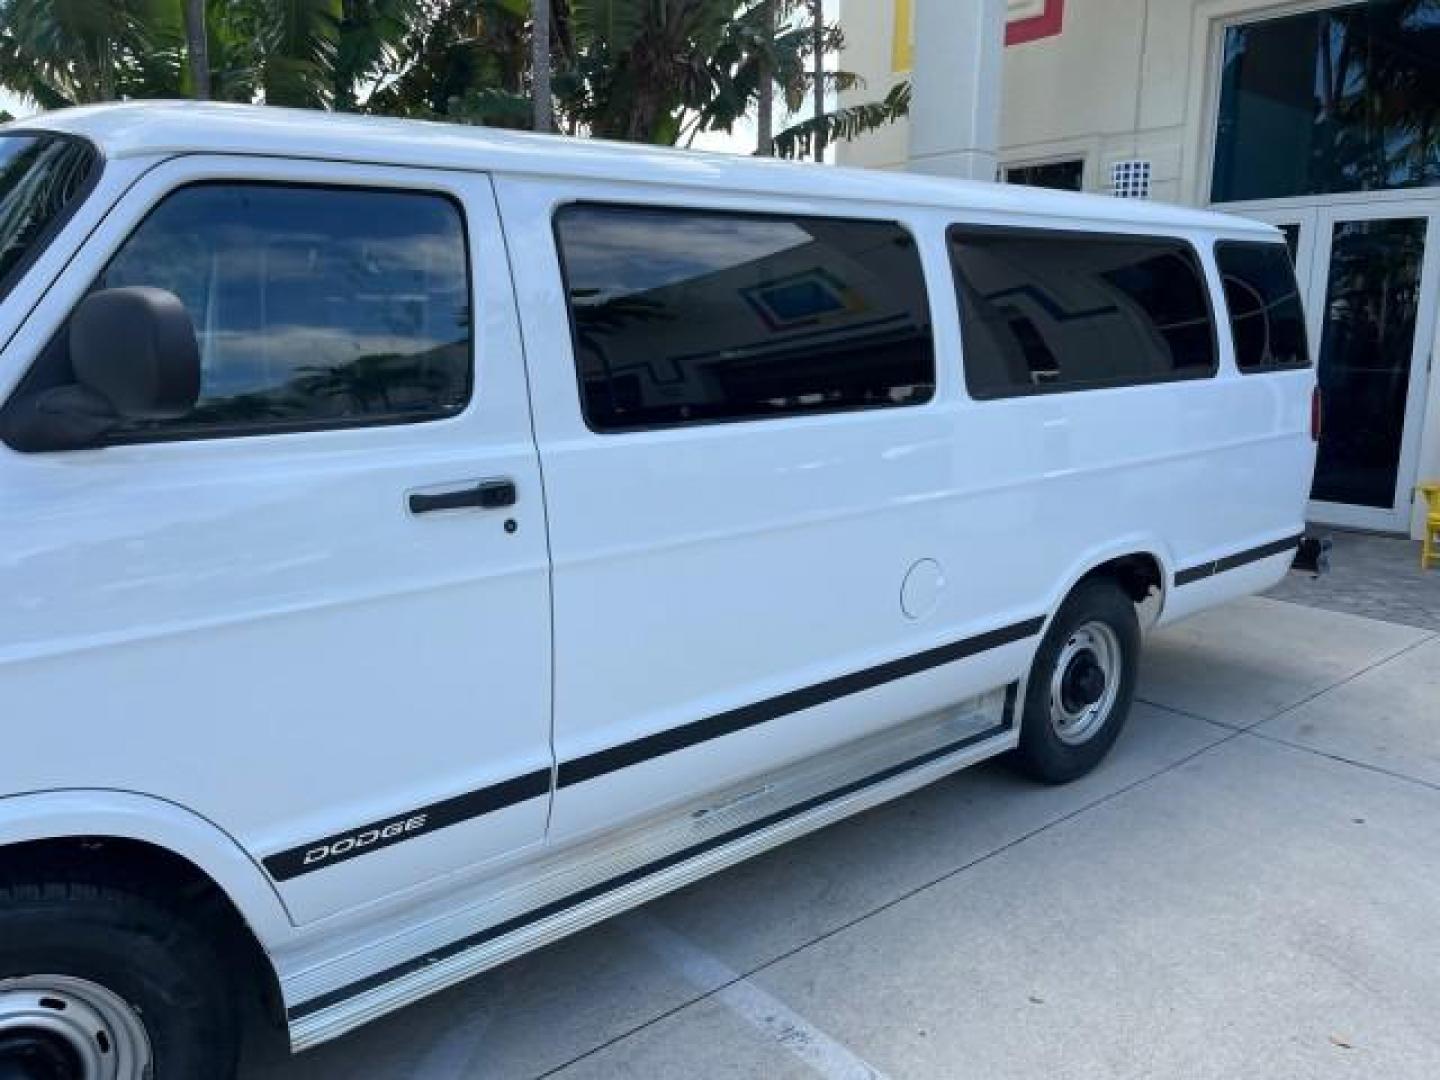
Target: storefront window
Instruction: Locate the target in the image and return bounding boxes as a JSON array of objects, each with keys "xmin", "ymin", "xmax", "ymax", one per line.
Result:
[{"xmin": 1212, "ymin": 0, "xmax": 1440, "ymax": 202}]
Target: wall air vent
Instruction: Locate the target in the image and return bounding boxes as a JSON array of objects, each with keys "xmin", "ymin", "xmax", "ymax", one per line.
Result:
[{"xmin": 1110, "ymin": 159, "xmax": 1152, "ymax": 199}]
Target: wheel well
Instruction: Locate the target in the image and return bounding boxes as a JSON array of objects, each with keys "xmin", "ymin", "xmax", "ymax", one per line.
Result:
[
  {"xmin": 0, "ymin": 835, "xmax": 285, "ymax": 1033},
  {"xmin": 1079, "ymin": 553, "xmax": 1164, "ymax": 608}
]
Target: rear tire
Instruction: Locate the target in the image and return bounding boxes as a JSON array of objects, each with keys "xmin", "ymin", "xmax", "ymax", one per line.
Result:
[
  {"xmin": 1012, "ymin": 577, "xmax": 1140, "ymax": 783},
  {"xmin": 0, "ymin": 871, "xmax": 238, "ymax": 1079}
]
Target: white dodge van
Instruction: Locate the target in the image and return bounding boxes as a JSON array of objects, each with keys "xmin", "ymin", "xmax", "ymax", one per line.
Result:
[{"xmin": 0, "ymin": 103, "xmax": 1316, "ymax": 1078}]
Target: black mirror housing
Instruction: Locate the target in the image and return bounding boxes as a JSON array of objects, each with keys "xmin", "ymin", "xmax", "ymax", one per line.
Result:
[
  {"xmin": 70, "ymin": 286, "xmax": 200, "ymax": 420},
  {"xmin": 0, "ymin": 286, "xmax": 201, "ymax": 452},
  {"xmin": 0, "ymin": 384, "xmax": 119, "ymax": 453}
]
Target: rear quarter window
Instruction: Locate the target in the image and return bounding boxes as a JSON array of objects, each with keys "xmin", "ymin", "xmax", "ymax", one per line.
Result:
[
  {"xmin": 948, "ymin": 226, "xmax": 1218, "ymax": 398},
  {"xmin": 1215, "ymin": 241, "xmax": 1310, "ymax": 372}
]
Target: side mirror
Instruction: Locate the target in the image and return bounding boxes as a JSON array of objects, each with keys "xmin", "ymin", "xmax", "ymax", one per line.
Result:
[{"xmin": 1, "ymin": 286, "xmax": 201, "ymax": 452}]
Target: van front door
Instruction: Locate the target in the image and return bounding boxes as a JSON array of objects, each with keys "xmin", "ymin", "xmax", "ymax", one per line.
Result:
[{"xmin": 0, "ymin": 157, "xmax": 553, "ymax": 924}]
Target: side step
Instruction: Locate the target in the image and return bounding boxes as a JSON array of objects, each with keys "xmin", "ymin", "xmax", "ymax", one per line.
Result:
[{"xmin": 287, "ymin": 685, "xmax": 1018, "ymax": 1050}]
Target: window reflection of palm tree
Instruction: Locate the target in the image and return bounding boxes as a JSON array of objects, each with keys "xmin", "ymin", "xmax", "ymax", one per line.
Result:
[
  {"xmin": 294, "ymin": 351, "xmax": 453, "ymax": 414},
  {"xmin": 1313, "ymin": 0, "xmax": 1440, "ymax": 190}
]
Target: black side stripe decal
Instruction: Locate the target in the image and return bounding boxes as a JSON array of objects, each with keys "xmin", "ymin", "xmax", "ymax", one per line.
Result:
[
  {"xmin": 1174, "ymin": 563, "xmax": 1213, "ymax": 587},
  {"xmin": 264, "ymin": 620, "xmax": 1043, "ymax": 883},
  {"xmin": 263, "ymin": 769, "xmax": 552, "ymax": 883},
  {"xmin": 288, "ymin": 684, "xmax": 1018, "ymax": 1022},
  {"xmin": 557, "ymin": 617, "xmax": 1045, "ymax": 788},
  {"xmin": 1175, "ymin": 534, "xmax": 1303, "ymax": 588},
  {"xmin": 1215, "ymin": 534, "xmax": 1303, "ymax": 574}
]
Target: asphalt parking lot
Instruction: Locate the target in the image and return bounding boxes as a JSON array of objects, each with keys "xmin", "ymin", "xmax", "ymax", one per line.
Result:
[{"xmin": 244, "ymin": 588, "xmax": 1440, "ymax": 1079}]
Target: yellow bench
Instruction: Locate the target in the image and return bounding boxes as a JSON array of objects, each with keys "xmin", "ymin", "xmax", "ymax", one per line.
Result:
[{"xmin": 1421, "ymin": 482, "xmax": 1440, "ymax": 570}]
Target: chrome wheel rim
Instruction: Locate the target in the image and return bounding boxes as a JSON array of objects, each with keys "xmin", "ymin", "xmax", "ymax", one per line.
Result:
[
  {"xmin": 1049, "ymin": 620, "xmax": 1122, "ymax": 746},
  {"xmin": 0, "ymin": 976, "xmax": 151, "ymax": 1080}
]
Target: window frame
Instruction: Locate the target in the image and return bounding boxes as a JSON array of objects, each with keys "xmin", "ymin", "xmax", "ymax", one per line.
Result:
[
  {"xmin": 551, "ymin": 199, "xmax": 939, "ymax": 435},
  {"xmin": 946, "ymin": 222, "xmax": 1222, "ymax": 401},
  {"xmin": 22, "ymin": 178, "xmax": 476, "ymax": 447},
  {"xmin": 1213, "ymin": 238, "xmax": 1312, "ymax": 374},
  {"xmin": 0, "ymin": 130, "xmax": 102, "ymax": 306},
  {"xmin": 1207, "ymin": 1, "xmax": 1440, "ymax": 204}
]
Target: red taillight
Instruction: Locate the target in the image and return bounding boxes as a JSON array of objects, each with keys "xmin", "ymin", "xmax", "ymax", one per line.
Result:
[{"xmin": 1311, "ymin": 386, "xmax": 1323, "ymax": 442}]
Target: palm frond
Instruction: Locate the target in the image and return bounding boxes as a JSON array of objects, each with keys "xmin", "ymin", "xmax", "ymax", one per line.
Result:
[
  {"xmin": 260, "ymin": 0, "xmax": 343, "ymax": 107},
  {"xmin": 567, "ymin": 0, "xmax": 647, "ymax": 54},
  {"xmin": 770, "ymin": 80, "xmax": 911, "ymax": 160},
  {"xmin": 447, "ymin": 85, "xmax": 533, "ymax": 127}
]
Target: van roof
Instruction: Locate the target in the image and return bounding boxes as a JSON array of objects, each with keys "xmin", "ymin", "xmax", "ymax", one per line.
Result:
[{"xmin": 14, "ymin": 101, "xmax": 1275, "ymax": 239}]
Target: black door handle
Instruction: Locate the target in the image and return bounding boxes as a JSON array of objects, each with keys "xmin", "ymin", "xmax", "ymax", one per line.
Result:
[{"xmin": 408, "ymin": 479, "xmax": 517, "ymax": 515}]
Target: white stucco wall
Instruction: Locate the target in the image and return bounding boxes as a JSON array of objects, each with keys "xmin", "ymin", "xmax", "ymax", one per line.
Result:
[{"xmin": 838, "ymin": 0, "xmax": 1203, "ymax": 202}]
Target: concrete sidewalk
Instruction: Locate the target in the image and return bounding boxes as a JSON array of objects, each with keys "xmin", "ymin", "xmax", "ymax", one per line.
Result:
[
  {"xmin": 1266, "ymin": 530, "xmax": 1440, "ymax": 632},
  {"xmin": 245, "ymin": 595, "xmax": 1440, "ymax": 1079}
]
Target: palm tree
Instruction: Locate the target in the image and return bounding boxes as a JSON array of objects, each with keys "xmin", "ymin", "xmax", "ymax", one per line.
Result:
[
  {"xmin": 756, "ymin": 0, "xmax": 773, "ymax": 155},
  {"xmin": 183, "ymin": 0, "xmax": 209, "ymax": 97},
  {"xmin": 0, "ymin": 0, "xmax": 911, "ymax": 161},
  {"xmin": 254, "ymin": 0, "xmax": 344, "ymax": 107},
  {"xmin": 0, "ymin": 0, "xmax": 172, "ymax": 106},
  {"xmin": 532, "ymin": 0, "xmax": 552, "ymax": 130},
  {"xmin": 555, "ymin": 0, "xmax": 894, "ymax": 152},
  {"xmin": 364, "ymin": 0, "xmax": 533, "ymax": 125},
  {"xmin": 810, "ymin": 0, "xmax": 823, "ymax": 161},
  {"xmin": 0, "ymin": 0, "xmax": 357, "ymax": 109}
]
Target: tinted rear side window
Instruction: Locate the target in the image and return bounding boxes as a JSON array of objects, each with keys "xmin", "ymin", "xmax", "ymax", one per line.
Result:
[
  {"xmin": 948, "ymin": 226, "xmax": 1217, "ymax": 398},
  {"xmin": 555, "ymin": 204, "xmax": 935, "ymax": 431},
  {"xmin": 1215, "ymin": 241, "xmax": 1310, "ymax": 371}
]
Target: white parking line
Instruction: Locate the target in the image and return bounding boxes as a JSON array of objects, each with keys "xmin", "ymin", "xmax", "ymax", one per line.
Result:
[{"xmin": 621, "ymin": 913, "xmax": 890, "ymax": 1080}]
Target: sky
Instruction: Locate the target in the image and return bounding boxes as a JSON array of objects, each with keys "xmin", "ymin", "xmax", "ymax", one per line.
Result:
[{"xmin": 0, "ymin": 90, "xmax": 35, "ymax": 120}]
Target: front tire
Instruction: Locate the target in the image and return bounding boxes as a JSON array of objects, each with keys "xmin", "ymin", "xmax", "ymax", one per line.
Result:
[
  {"xmin": 1012, "ymin": 577, "xmax": 1140, "ymax": 783},
  {"xmin": 0, "ymin": 872, "xmax": 238, "ymax": 1080}
]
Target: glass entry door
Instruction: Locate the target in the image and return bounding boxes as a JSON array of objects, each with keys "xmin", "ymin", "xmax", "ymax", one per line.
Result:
[{"xmin": 1240, "ymin": 203, "xmax": 1439, "ymax": 532}]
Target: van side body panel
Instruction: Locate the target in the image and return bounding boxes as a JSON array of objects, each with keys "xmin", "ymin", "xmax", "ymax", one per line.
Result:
[
  {"xmin": 500, "ymin": 180, "xmax": 1039, "ymax": 844},
  {"xmin": 0, "ymin": 107, "xmax": 1314, "ymax": 1052}
]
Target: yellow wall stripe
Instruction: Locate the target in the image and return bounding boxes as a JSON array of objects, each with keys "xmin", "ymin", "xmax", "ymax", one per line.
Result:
[{"xmin": 893, "ymin": 0, "xmax": 914, "ymax": 72}]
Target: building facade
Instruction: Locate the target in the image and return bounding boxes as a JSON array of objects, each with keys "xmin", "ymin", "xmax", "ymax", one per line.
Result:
[{"xmin": 838, "ymin": 0, "xmax": 1440, "ymax": 538}]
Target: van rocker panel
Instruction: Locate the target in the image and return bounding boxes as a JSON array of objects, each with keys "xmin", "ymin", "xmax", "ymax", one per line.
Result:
[{"xmin": 282, "ymin": 683, "xmax": 1018, "ymax": 1049}]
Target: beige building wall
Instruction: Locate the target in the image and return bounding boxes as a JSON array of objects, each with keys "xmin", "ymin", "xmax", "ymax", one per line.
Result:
[
  {"xmin": 836, "ymin": 0, "xmax": 1440, "ymax": 540},
  {"xmin": 838, "ymin": 0, "xmax": 1210, "ymax": 204},
  {"xmin": 835, "ymin": 0, "xmax": 912, "ymax": 171}
]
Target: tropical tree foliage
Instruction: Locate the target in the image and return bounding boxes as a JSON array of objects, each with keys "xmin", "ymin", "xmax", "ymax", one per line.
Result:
[
  {"xmin": 772, "ymin": 79, "xmax": 911, "ymax": 160},
  {"xmin": 0, "ymin": 0, "xmax": 911, "ymax": 158},
  {"xmin": 0, "ymin": 0, "xmax": 177, "ymax": 107}
]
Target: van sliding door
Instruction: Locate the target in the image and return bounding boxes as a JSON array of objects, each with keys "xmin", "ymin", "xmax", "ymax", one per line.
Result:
[{"xmin": 499, "ymin": 178, "xmax": 1035, "ymax": 844}]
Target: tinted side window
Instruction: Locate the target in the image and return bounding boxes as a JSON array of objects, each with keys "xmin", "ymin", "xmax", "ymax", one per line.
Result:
[
  {"xmin": 948, "ymin": 226, "xmax": 1218, "ymax": 398},
  {"xmin": 1215, "ymin": 241, "xmax": 1310, "ymax": 372},
  {"xmin": 555, "ymin": 204, "xmax": 934, "ymax": 431},
  {"xmin": 95, "ymin": 183, "xmax": 471, "ymax": 439}
]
